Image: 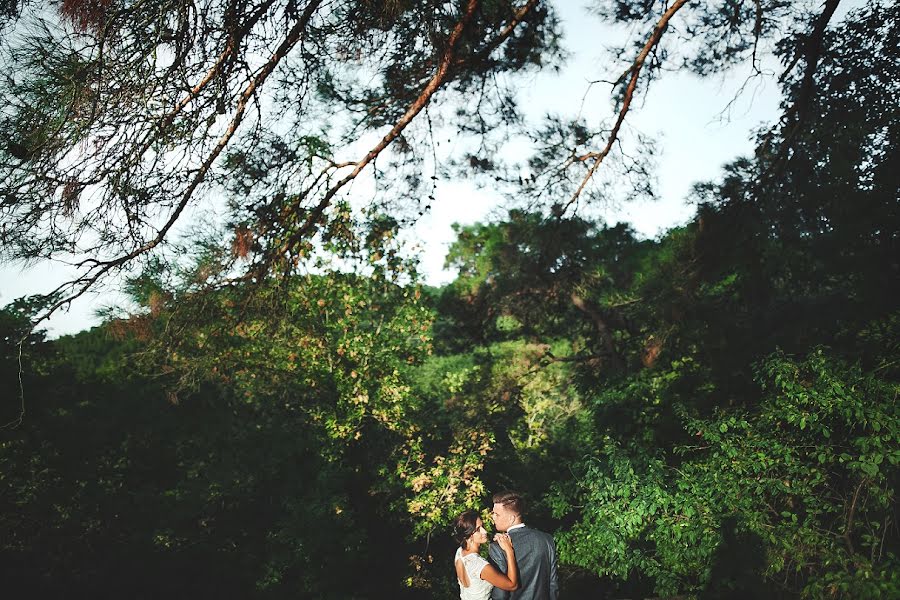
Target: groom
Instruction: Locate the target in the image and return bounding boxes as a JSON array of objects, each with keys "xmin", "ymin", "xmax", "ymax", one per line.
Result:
[{"xmin": 488, "ymin": 490, "xmax": 559, "ymax": 600}]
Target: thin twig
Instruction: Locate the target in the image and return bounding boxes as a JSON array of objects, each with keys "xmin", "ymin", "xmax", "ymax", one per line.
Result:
[
  {"xmin": 843, "ymin": 478, "xmax": 866, "ymax": 554},
  {"xmin": 0, "ymin": 338, "xmax": 26, "ymax": 430}
]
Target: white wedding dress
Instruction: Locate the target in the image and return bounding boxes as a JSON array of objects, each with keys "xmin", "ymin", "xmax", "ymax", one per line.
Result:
[{"xmin": 455, "ymin": 547, "xmax": 493, "ymax": 600}]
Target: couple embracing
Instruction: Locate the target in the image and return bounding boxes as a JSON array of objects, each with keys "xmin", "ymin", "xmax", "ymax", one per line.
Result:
[{"xmin": 452, "ymin": 491, "xmax": 559, "ymax": 600}]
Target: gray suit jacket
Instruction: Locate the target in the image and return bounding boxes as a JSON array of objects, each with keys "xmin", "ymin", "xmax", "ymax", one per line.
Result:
[{"xmin": 488, "ymin": 525, "xmax": 559, "ymax": 600}]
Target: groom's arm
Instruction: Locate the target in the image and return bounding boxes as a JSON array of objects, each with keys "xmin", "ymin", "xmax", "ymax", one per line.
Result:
[
  {"xmin": 488, "ymin": 542, "xmax": 511, "ymax": 600},
  {"xmin": 548, "ymin": 536, "xmax": 559, "ymax": 600}
]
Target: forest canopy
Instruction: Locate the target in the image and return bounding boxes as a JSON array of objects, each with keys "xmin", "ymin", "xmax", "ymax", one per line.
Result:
[
  {"xmin": 0, "ymin": 0, "xmax": 881, "ymax": 316},
  {"xmin": 1, "ymin": 0, "xmax": 898, "ymax": 598}
]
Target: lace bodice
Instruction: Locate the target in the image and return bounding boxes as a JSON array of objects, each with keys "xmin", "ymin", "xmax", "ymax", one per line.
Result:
[{"xmin": 455, "ymin": 547, "xmax": 493, "ymax": 600}]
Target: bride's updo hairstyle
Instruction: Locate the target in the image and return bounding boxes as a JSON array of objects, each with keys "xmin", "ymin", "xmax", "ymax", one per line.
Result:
[{"xmin": 452, "ymin": 510, "xmax": 479, "ymax": 549}]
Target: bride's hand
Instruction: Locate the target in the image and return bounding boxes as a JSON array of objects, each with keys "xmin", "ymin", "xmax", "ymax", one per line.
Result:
[{"xmin": 494, "ymin": 533, "xmax": 514, "ymax": 552}]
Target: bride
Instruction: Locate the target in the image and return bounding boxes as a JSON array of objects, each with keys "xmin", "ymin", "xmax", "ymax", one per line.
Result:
[{"xmin": 452, "ymin": 510, "xmax": 519, "ymax": 599}]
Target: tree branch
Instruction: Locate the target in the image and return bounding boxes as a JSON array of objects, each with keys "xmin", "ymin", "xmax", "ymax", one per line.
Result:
[
  {"xmin": 751, "ymin": 0, "xmax": 763, "ymax": 75},
  {"xmin": 570, "ymin": 292, "xmax": 624, "ymax": 369},
  {"xmin": 270, "ymin": 0, "xmax": 483, "ymax": 269},
  {"xmin": 564, "ymin": 0, "xmax": 690, "ymax": 212},
  {"xmin": 454, "ymin": 0, "xmax": 539, "ymax": 69},
  {"xmin": 843, "ymin": 477, "xmax": 866, "ymax": 554},
  {"xmin": 761, "ymin": 0, "xmax": 842, "ymax": 179},
  {"xmin": 786, "ymin": 0, "xmax": 842, "ymax": 133},
  {"xmin": 38, "ymin": 0, "xmax": 324, "ymax": 322}
]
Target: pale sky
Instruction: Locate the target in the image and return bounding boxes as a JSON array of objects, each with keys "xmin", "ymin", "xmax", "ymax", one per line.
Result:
[
  {"xmin": 410, "ymin": 2, "xmax": 783, "ymax": 286},
  {"xmin": 1, "ymin": 2, "xmax": 793, "ymax": 336}
]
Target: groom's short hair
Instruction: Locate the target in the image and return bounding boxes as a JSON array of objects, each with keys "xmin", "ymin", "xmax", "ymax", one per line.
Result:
[{"xmin": 492, "ymin": 490, "xmax": 525, "ymax": 516}]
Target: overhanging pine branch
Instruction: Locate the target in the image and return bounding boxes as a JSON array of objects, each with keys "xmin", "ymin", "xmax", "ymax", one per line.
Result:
[
  {"xmin": 268, "ymin": 0, "xmax": 484, "ymax": 270},
  {"xmin": 37, "ymin": 0, "xmax": 325, "ymax": 324},
  {"xmin": 564, "ymin": 0, "xmax": 690, "ymax": 212}
]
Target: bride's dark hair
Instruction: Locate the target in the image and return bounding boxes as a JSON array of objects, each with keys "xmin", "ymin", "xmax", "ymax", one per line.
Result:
[{"xmin": 452, "ymin": 510, "xmax": 479, "ymax": 549}]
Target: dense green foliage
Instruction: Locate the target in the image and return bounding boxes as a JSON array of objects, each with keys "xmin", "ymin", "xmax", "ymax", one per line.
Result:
[{"xmin": 2, "ymin": 1, "xmax": 899, "ymax": 599}]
